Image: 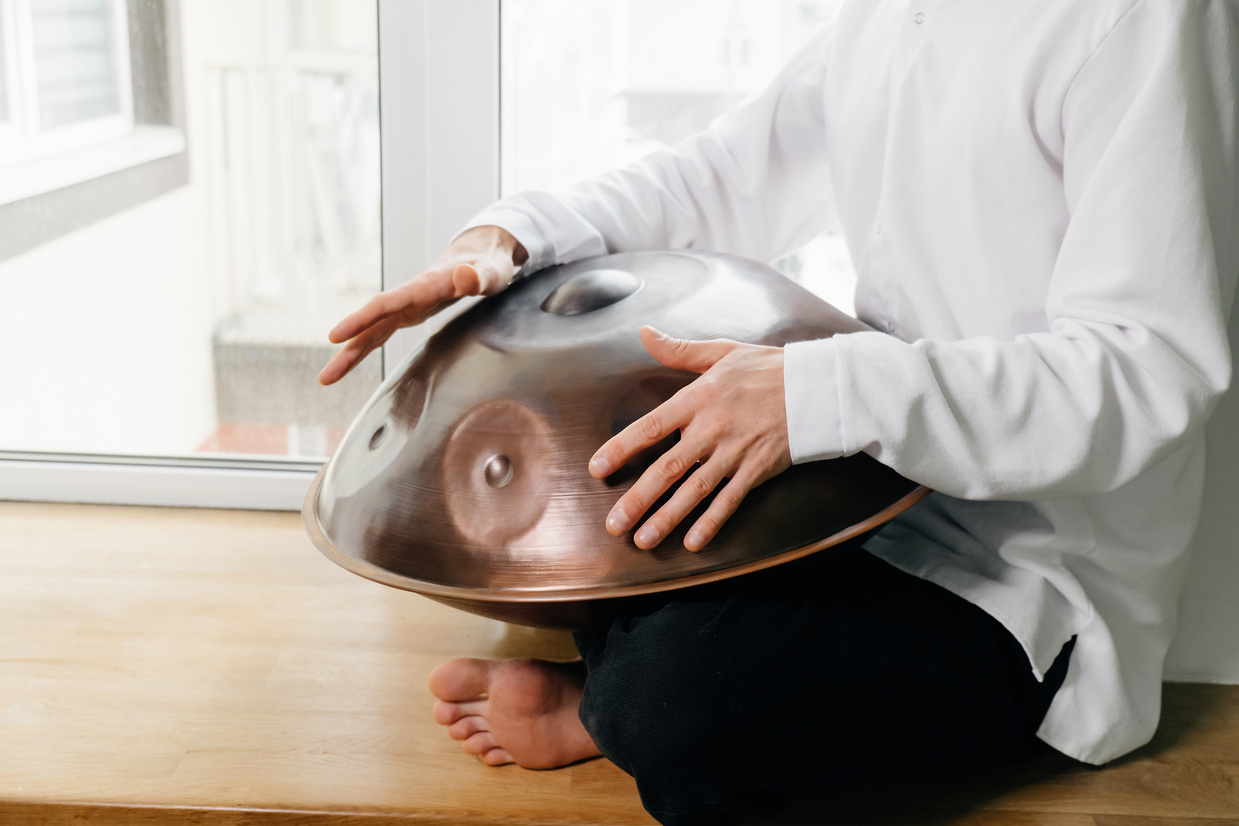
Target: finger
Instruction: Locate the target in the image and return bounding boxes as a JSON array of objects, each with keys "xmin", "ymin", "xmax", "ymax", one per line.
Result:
[
  {"xmin": 395, "ymin": 295, "xmax": 467, "ymax": 332},
  {"xmin": 327, "ymin": 297, "xmax": 382, "ymax": 345},
  {"xmin": 480, "ymin": 747, "xmax": 514, "ymax": 766},
  {"xmin": 640, "ymin": 326, "xmax": 739, "ymax": 373},
  {"xmin": 327, "ymin": 291, "xmax": 407, "ymax": 345},
  {"xmin": 328, "ymin": 271, "xmax": 457, "ymax": 344},
  {"xmin": 318, "ymin": 338, "xmax": 373, "ymax": 386},
  {"xmin": 589, "ymin": 395, "xmax": 692, "ymax": 479},
  {"xmin": 377, "ymin": 295, "xmax": 454, "ymax": 332},
  {"xmin": 463, "ymin": 731, "xmax": 500, "ymax": 756},
  {"xmin": 632, "ymin": 453, "xmax": 735, "ymax": 550},
  {"xmin": 683, "ymin": 463, "xmax": 764, "ymax": 552},
  {"xmin": 318, "ymin": 318, "xmax": 396, "ymax": 385},
  {"xmin": 605, "ymin": 439, "xmax": 708, "ymax": 539},
  {"xmin": 320, "ymin": 293, "xmax": 463, "ymax": 385}
]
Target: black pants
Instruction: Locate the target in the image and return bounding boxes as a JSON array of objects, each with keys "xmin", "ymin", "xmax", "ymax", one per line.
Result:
[{"xmin": 573, "ymin": 546, "xmax": 1075, "ymax": 826}]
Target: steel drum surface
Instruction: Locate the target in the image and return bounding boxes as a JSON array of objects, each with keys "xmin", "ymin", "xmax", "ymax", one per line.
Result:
[{"xmin": 304, "ymin": 251, "xmax": 929, "ymax": 628}]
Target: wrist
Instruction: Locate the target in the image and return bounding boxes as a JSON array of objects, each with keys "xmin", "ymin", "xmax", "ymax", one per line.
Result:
[{"xmin": 456, "ymin": 225, "xmax": 529, "ymax": 267}]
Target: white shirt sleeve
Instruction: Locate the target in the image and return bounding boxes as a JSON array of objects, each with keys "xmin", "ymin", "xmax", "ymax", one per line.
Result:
[
  {"xmin": 787, "ymin": 0, "xmax": 1237, "ymax": 500},
  {"xmin": 465, "ymin": 27, "xmax": 837, "ymax": 274}
]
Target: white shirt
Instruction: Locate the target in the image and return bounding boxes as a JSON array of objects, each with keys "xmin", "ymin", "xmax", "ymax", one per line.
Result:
[{"xmin": 465, "ymin": 0, "xmax": 1239, "ymax": 765}]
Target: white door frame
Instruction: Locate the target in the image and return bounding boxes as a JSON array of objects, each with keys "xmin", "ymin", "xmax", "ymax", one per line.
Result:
[{"xmin": 379, "ymin": 0, "xmax": 501, "ymax": 369}]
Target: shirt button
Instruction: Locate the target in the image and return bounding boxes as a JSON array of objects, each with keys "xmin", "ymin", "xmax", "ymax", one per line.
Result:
[{"xmin": 914, "ymin": 12, "xmax": 925, "ymax": 24}]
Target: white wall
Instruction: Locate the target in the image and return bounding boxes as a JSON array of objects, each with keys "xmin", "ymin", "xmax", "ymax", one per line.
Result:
[{"xmin": 0, "ymin": 187, "xmax": 216, "ymax": 454}]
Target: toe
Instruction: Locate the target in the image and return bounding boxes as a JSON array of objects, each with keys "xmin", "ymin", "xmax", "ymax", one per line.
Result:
[
  {"xmin": 481, "ymin": 747, "xmax": 513, "ymax": 766},
  {"xmin": 463, "ymin": 731, "xmax": 499, "ymax": 756},
  {"xmin": 433, "ymin": 699, "xmax": 485, "ymax": 726},
  {"xmin": 447, "ymin": 715, "xmax": 489, "ymax": 741},
  {"xmin": 429, "ymin": 658, "xmax": 493, "ymax": 702}
]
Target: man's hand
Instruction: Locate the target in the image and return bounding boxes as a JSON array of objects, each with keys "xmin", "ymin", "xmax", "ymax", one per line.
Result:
[
  {"xmin": 589, "ymin": 327, "xmax": 791, "ymax": 551},
  {"xmin": 319, "ymin": 226, "xmax": 527, "ymax": 385}
]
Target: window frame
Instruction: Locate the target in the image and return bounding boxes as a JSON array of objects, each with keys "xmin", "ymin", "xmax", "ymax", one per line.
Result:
[
  {"xmin": 0, "ymin": 0, "xmax": 22, "ymax": 140},
  {"xmin": 378, "ymin": 0, "xmax": 500, "ymax": 369},
  {"xmin": 0, "ymin": 0, "xmax": 500, "ymax": 511}
]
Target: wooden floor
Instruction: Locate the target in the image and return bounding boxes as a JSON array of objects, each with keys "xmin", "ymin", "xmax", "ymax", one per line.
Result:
[{"xmin": 0, "ymin": 501, "xmax": 1235, "ymax": 826}]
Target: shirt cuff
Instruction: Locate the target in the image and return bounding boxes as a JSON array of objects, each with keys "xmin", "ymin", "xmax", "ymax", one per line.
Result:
[
  {"xmin": 456, "ymin": 205, "xmax": 554, "ymax": 275},
  {"xmin": 784, "ymin": 337, "xmax": 847, "ymax": 464},
  {"xmin": 459, "ymin": 190, "xmax": 612, "ymax": 276}
]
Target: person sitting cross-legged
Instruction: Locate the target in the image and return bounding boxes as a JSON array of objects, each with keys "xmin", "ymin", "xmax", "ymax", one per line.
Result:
[{"xmin": 320, "ymin": 3, "xmax": 1239, "ymax": 824}]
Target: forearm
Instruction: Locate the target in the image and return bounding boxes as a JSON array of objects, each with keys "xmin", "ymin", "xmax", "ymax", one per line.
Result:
[
  {"xmin": 786, "ymin": 324, "xmax": 1231, "ymax": 501},
  {"xmin": 787, "ymin": 0, "xmax": 1239, "ymax": 502}
]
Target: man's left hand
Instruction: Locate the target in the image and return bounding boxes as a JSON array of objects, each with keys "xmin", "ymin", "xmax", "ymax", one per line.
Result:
[{"xmin": 589, "ymin": 326, "xmax": 792, "ymax": 551}]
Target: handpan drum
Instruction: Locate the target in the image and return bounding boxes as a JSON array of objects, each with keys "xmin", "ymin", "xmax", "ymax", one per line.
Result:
[{"xmin": 303, "ymin": 251, "xmax": 929, "ymax": 628}]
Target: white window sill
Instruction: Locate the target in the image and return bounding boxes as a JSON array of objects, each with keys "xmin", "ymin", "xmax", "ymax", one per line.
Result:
[
  {"xmin": 0, "ymin": 453, "xmax": 317, "ymax": 511},
  {"xmin": 0, "ymin": 125, "xmax": 187, "ymax": 207}
]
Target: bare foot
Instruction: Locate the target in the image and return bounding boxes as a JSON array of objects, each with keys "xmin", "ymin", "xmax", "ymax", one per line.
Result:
[{"xmin": 429, "ymin": 658, "xmax": 602, "ymax": 769}]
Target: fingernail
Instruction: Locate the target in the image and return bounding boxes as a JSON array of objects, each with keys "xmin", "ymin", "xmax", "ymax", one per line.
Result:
[
  {"xmin": 685, "ymin": 529, "xmax": 704, "ymax": 551},
  {"xmin": 647, "ymin": 327, "xmax": 669, "ymax": 341},
  {"xmin": 636, "ymin": 524, "xmax": 660, "ymax": 546},
  {"xmin": 589, "ymin": 455, "xmax": 611, "ymax": 477},
  {"xmin": 607, "ymin": 509, "xmax": 631, "ymax": 533}
]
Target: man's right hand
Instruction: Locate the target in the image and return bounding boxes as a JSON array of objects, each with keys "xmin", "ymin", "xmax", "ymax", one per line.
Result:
[{"xmin": 319, "ymin": 225, "xmax": 527, "ymax": 385}]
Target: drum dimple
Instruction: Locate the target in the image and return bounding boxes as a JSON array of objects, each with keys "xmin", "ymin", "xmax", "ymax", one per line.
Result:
[
  {"xmin": 441, "ymin": 399, "xmax": 556, "ymax": 548},
  {"xmin": 484, "ymin": 454, "xmax": 514, "ymax": 488},
  {"xmin": 368, "ymin": 423, "xmax": 388, "ymax": 451},
  {"xmin": 540, "ymin": 269, "xmax": 643, "ymax": 316},
  {"xmin": 476, "ymin": 252, "xmax": 711, "ymax": 351}
]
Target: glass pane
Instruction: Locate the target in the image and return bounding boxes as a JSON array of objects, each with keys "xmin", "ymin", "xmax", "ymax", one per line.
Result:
[
  {"xmin": 31, "ymin": 0, "xmax": 122, "ymax": 129},
  {"xmin": 0, "ymin": 9, "xmax": 9, "ymax": 123},
  {"xmin": 0, "ymin": 0, "xmax": 381, "ymax": 460},
  {"xmin": 288, "ymin": 0, "xmax": 375, "ymax": 53},
  {"xmin": 500, "ymin": 0, "xmax": 856, "ymax": 314}
]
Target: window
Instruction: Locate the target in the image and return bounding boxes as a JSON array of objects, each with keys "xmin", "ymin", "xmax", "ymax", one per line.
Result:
[
  {"xmin": 0, "ymin": 0, "xmax": 852, "ymax": 510},
  {"xmin": 500, "ymin": 0, "xmax": 856, "ymax": 315},
  {"xmin": 0, "ymin": 0, "xmax": 386, "ymax": 508}
]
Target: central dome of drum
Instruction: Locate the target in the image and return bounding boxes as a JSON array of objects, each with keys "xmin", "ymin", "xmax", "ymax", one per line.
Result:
[{"xmin": 303, "ymin": 251, "xmax": 928, "ymax": 628}]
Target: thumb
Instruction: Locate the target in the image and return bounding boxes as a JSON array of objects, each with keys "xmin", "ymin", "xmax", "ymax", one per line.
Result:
[
  {"xmin": 640, "ymin": 326, "xmax": 737, "ymax": 373},
  {"xmin": 452, "ymin": 257, "xmax": 511, "ymax": 296}
]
